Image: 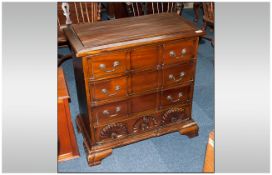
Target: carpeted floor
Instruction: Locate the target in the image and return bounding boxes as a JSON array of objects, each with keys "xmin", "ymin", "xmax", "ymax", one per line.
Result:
[{"xmin": 58, "ymin": 8, "xmax": 214, "ymax": 172}]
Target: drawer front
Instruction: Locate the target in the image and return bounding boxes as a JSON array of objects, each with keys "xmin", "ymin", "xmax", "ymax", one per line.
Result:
[
  {"xmin": 131, "ymin": 93, "xmax": 158, "ymax": 114},
  {"xmin": 93, "ymin": 101, "xmax": 129, "ymax": 125},
  {"xmin": 163, "ymin": 39, "xmax": 195, "ymax": 65},
  {"xmin": 131, "ymin": 69, "xmax": 159, "ymax": 94},
  {"xmin": 163, "ymin": 62, "xmax": 195, "ymax": 87},
  {"xmin": 161, "ymin": 85, "xmax": 192, "ymax": 107},
  {"xmin": 95, "ymin": 113, "xmax": 160, "ymax": 143},
  {"xmin": 88, "ymin": 51, "xmax": 127, "ymax": 79},
  {"xmin": 131, "ymin": 45, "xmax": 159, "ymax": 70},
  {"xmin": 91, "ymin": 77, "xmax": 128, "ymax": 101}
]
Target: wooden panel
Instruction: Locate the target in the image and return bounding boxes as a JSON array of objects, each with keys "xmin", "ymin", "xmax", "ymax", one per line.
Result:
[
  {"xmin": 87, "ymin": 51, "xmax": 128, "ymax": 79},
  {"xmin": 91, "ymin": 76, "xmax": 128, "ymax": 101},
  {"xmin": 63, "ymin": 13, "xmax": 205, "ymax": 56},
  {"xmin": 131, "ymin": 45, "xmax": 159, "ymax": 70},
  {"xmin": 163, "ymin": 39, "xmax": 196, "ymax": 65},
  {"xmin": 131, "ymin": 69, "xmax": 159, "ymax": 94},
  {"xmin": 58, "ymin": 68, "xmax": 79, "ymax": 162},
  {"xmin": 203, "ymin": 131, "xmax": 215, "ymax": 172},
  {"xmin": 131, "ymin": 93, "xmax": 157, "ymax": 114},
  {"xmin": 162, "ymin": 61, "xmax": 195, "ymax": 88}
]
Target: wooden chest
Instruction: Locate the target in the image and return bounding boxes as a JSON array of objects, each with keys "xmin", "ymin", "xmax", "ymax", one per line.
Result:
[{"xmin": 64, "ymin": 13, "xmax": 205, "ymax": 166}]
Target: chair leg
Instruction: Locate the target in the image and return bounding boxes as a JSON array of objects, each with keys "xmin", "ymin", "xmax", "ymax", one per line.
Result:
[{"xmin": 58, "ymin": 53, "xmax": 73, "ymax": 67}]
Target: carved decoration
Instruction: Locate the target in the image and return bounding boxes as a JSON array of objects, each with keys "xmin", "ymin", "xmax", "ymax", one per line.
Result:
[
  {"xmin": 161, "ymin": 107, "xmax": 187, "ymax": 126},
  {"xmin": 100, "ymin": 123, "xmax": 128, "ymax": 139},
  {"xmin": 133, "ymin": 116, "xmax": 158, "ymax": 133}
]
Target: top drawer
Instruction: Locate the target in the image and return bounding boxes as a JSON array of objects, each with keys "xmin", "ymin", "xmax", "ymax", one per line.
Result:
[
  {"xmin": 163, "ymin": 39, "xmax": 196, "ymax": 65},
  {"xmin": 87, "ymin": 51, "xmax": 127, "ymax": 79}
]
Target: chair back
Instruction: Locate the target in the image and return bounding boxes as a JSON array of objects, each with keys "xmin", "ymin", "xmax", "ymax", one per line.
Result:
[
  {"xmin": 57, "ymin": 2, "xmax": 101, "ymax": 30},
  {"xmin": 126, "ymin": 2, "xmax": 183, "ymax": 17},
  {"xmin": 202, "ymin": 2, "xmax": 214, "ymax": 24}
]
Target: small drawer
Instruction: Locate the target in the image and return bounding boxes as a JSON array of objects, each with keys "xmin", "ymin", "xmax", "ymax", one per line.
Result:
[
  {"xmin": 161, "ymin": 85, "xmax": 192, "ymax": 107},
  {"xmin": 93, "ymin": 101, "xmax": 128, "ymax": 125},
  {"xmin": 131, "ymin": 45, "xmax": 159, "ymax": 70},
  {"xmin": 131, "ymin": 93, "xmax": 158, "ymax": 114},
  {"xmin": 163, "ymin": 62, "xmax": 195, "ymax": 87},
  {"xmin": 91, "ymin": 76, "xmax": 128, "ymax": 101},
  {"xmin": 131, "ymin": 69, "xmax": 159, "ymax": 94},
  {"xmin": 163, "ymin": 39, "xmax": 195, "ymax": 65},
  {"xmin": 88, "ymin": 51, "xmax": 127, "ymax": 79}
]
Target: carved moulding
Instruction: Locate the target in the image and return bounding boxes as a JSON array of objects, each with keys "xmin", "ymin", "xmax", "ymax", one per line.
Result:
[
  {"xmin": 100, "ymin": 122, "xmax": 128, "ymax": 139},
  {"xmin": 133, "ymin": 115, "xmax": 158, "ymax": 133},
  {"xmin": 161, "ymin": 107, "xmax": 188, "ymax": 126}
]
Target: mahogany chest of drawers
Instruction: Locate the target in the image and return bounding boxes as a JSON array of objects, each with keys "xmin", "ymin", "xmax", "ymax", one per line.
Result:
[{"xmin": 64, "ymin": 13, "xmax": 205, "ymax": 166}]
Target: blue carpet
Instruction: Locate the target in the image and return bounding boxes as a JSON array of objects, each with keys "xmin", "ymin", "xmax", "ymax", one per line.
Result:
[{"xmin": 58, "ymin": 8, "xmax": 214, "ymax": 172}]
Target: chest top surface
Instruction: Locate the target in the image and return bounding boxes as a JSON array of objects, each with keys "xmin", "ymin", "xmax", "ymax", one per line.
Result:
[{"xmin": 64, "ymin": 13, "xmax": 204, "ymax": 57}]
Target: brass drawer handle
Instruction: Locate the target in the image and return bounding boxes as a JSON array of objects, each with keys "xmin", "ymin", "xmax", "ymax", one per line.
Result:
[
  {"xmin": 101, "ymin": 85, "xmax": 120, "ymax": 96},
  {"xmin": 167, "ymin": 92, "xmax": 183, "ymax": 103},
  {"xmin": 169, "ymin": 50, "xmax": 176, "ymax": 57},
  {"xmin": 102, "ymin": 106, "xmax": 121, "ymax": 117},
  {"xmin": 181, "ymin": 48, "xmax": 187, "ymax": 56},
  {"xmin": 168, "ymin": 72, "xmax": 185, "ymax": 82},
  {"xmin": 99, "ymin": 61, "xmax": 120, "ymax": 73}
]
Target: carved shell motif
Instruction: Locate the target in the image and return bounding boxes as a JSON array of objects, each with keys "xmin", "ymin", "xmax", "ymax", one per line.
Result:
[
  {"xmin": 100, "ymin": 123, "xmax": 128, "ymax": 139},
  {"xmin": 133, "ymin": 116, "xmax": 158, "ymax": 133},
  {"xmin": 161, "ymin": 107, "xmax": 187, "ymax": 126}
]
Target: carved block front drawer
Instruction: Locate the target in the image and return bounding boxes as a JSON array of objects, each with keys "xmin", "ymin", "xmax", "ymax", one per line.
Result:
[
  {"xmin": 90, "ymin": 76, "xmax": 128, "ymax": 101},
  {"xmin": 162, "ymin": 61, "xmax": 195, "ymax": 88},
  {"xmin": 160, "ymin": 85, "xmax": 193, "ymax": 107},
  {"xmin": 163, "ymin": 39, "xmax": 195, "ymax": 65},
  {"xmin": 87, "ymin": 51, "xmax": 127, "ymax": 79}
]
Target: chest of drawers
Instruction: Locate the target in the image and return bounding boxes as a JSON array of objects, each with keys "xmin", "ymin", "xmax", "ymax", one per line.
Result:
[{"xmin": 64, "ymin": 13, "xmax": 205, "ymax": 166}]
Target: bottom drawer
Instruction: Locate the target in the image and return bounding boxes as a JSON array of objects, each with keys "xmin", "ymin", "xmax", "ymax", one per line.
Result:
[{"xmin": 94, "ymin": 103, "xmax": 192, "ymax": 143}]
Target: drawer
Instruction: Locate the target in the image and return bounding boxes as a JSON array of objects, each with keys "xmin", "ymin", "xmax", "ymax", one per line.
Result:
[
  {"xmin": 95, "ymin": 113, "xmax": 160, "ymax": 143},
  {"xmin": 163, "ymin": 39, "xmax": 195, "ymax": 65},
  {"xmin": 131, "ymin": 69, "xmax": 159, "ymax": 94},
  {"xmin": 91, "ymin": 76, "xmax": 128, "ymax": 101},
  {"xmin": 88, "ymin": 51, "xmax": 127, "ymax": 79},
  {"xmin": 131, "ymin": 93, "xmax": 158, "ymax": 114},
  {"xmin": 161, "ymin": 85, "xmax": 192, "ymax": 107},
  {"xmin": 93, "ymin": 101, "xmax": 129, "ymax": 125},
  {"xmin": 131, "ymin": 45, "xmax": 159, "ymax": 70},
  {"xmin": 162, "ymin": 62, "xmax": 195, "ymax": 87}
]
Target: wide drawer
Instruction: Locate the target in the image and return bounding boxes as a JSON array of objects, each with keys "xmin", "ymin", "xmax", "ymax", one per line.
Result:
[
  {"xmin": 87, "ymin": 51, "xmax": 127, "ymax": 79},
  {"xmin": 163, "ymin": 39, "xmax": 196, "ymax": 65},
  {"xmin": 160, "ymin": 85, "xmax": 193, "ymax": 107},
  {"xmin": 90, "ymin": 76, "xmax": 128, "ymax": 101},
  {"xmin": 162, "ymin": 61, "xmax": 195, "ymax": 87}
]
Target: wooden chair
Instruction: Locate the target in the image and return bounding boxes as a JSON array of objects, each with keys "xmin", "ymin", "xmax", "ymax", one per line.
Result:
[
  {"xmin": 57, "ymin": 2, "xmax": 101, "ymax": 66},
  {"xmin": 126, "ymin": 2, "xmax": 184, "ymax": 17},
  {"xmin": 201, "ymin": 2, "xmax": 214, "ymax": 47}
]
